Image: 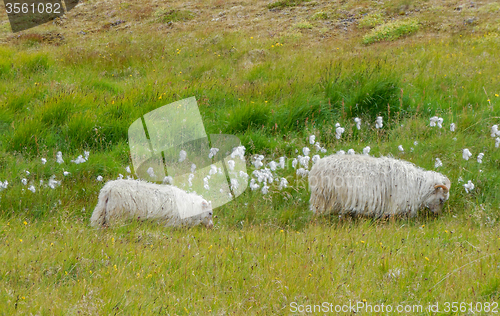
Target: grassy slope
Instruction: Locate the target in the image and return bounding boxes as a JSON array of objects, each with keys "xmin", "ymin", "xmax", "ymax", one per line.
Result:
[{"xmin": 0, "ymin": 0, "xmax": 500, "ymax": 314}]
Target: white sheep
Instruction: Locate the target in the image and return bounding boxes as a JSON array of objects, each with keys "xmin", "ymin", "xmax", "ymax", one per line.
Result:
[
  {"xmin": 308, "ymin": 155, "xmax": 451, "ymax": 218},
  {"xmin": 90, "ymin": 179, "xmax": 213, "ymax": 228}
]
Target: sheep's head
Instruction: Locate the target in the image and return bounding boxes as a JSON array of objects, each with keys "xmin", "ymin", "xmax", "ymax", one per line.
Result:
[
  {"xmin": 424, "ymin": 177, "xmax": 451, "ymax": 213},
  {"xmin": 201, "ymin": 200, "xmax": 213, "ymax": 228}
]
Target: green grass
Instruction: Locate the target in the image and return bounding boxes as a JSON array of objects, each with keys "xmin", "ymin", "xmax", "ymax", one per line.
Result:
[
  {"xmin": 267, "ymin": 0, "xmax": 311, "ymax": 10},
  {"xmin": 154, "ymin": 9, "xmax": 195, "ymax": 23},
  {"xmin": 1, "ymin": 0, "xmax": 500, "ymax": 313}
]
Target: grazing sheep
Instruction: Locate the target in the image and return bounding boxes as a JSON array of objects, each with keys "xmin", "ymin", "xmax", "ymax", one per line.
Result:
[
  {"xmin": 309, "ymin": 155, "xmax": 451, "ymax": 218},
  {"xmin": 90, "ymin": 179, "xmax": 213, "ymax": 228}
]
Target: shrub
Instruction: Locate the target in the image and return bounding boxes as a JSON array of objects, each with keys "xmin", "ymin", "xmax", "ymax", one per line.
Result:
[
  {"xmin": 357, "ymin": 12, "xmax": 384, "ymax": 29},
  {"xmin": 363, "ymin": 19, "xmax": 419, "ymax": 44}
]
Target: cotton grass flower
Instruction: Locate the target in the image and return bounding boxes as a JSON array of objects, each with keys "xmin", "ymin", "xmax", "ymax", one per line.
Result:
[
  {"xmin": 28, "ymin": 185, "xmax": 36, "ymax": 193},
  {"xmin": 56, "ymin": 151, "xmax": 64, "ymax": 164},
  {"xmin": 147, "ymin": 167, "xmax": 155, "ymax": 177},
  {"xmin": 437, "ymin": 117, "xmax": 444, "ymax": 128},
  {"xmin": 208, "ymin": 148, "xmax": 219, "ymax": 159},
  {"xmin": 96, "ymin": 175, "xmax": 103, "ymax": 181},
  {"xmin": 41, "ymin": 158, "xmax": 47, "ymax": 164},
  {"xmin": 191, "ymin": 164, "xmax": 196, "ymax": 173},
  {"xmin": 363, "ymin": 146, "xmax": 370, "ymax": 155},
  {"xmin": 21, "ymin": 178, "xmax": 27, "ymax": 185},
  {"xmin": 354, "ymin": 117, "xmax": 361, "ymax": 130},
  {"xmin": 63, "ymin": 171, "xmax": 70, "ymax": 176},
  {"xmin": 429, "ymin": 116, "xmax": 439, "ymax": 127},
  {"xmin": 163, "ymin": 176, "xmax": 173, "ymax": 184},
  {"xmin": 278, "ymin": 157, "xmax": 285, "ymax": 169},
  {"xmin": 249, "ymin": 179, "xmax": 260, "ymax": 191},
  {"xmin": 261, "ymin": 184, "xmax": 269, "ymax": 195},
  {"xmin": 312, "ymin": 155, "xmax": 320, "ymax": 164},
  {"xmin": 398, "ymin": 145, "xmax": 404, "ymax": 152},
  {"xmin": 335, "ymin": 125, "xmax": 345, "ymax": 139},
  {"xmin": 292, "ymin": 158, "xmax": 298, "ymax": 169},
  {"xmin": 125, "ymin": 166, "xmax": 131, "ymax": 173},
  {"xmin": 375, "ymin": 116, "xmax": 383, "ymax": 129},
  {"xmin": 178, "ymin": 150, "xmax": 187, "ymax": 162},
  {"xmin": 303, "ymin": 147, "xmax": 310, "ymax": 156},
  {"xmin": 309, "ymin": 135, "xmax": 315, "ymax": 145},
  {"xmin": 462, "ymin": 149, "xmax": 472, "ymax": 161},
  {"xmin": 48, "ymin": 175, "xmax": 61, "ymax": 189},
  {"xmin": 268, "ymin": 161, "xmax": 277, "ymax": 171},
  {"xmin": 477, "ymin": 153, "xmax": 484, "ymax": 163},
  {"xmin": 347, "ymin": 149, "xmax": 355, "ymax": 155},
  {"xmin": 463, "ymin": 180, "xmax": 475, "ymax": 193},
  {"xmin": 435, "ymin": 158, "xmax": 443, "ymax": 168},
  {"xmin": 496, "ymin": 137, "xmax": 500, "ymax": 148},
  {"xmin": 296, "ymin": 168, "xmax": 308, "ymax": 177},
  {"xmin": 450, "ymin": 123, "xmax": 456, "ymax": 132},
  {"xmin": 227, "ymin": 160, "xmax": 236, "ymax": 171},
  {"xmin": 278, "ymin": 178, "xmax": 288, "ymax": 190},
  {"xmin": 491, "ymin": 125, "xmax": 499, "ymax": 137},
  {"xmin": 336, "ymin": 150, "xmax": 346, "ymax": 155}
]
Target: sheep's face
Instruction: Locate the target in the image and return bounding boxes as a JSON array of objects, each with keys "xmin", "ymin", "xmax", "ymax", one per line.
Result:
[
  {"xmin": 201, "ymin": 200, "xmax": 213, "ymax": 228},
  {"xmin": 424, "ymin": 178, "xmax": 451, "ymax": 213}
]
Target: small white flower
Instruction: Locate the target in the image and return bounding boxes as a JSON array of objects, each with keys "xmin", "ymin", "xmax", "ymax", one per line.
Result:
[
  {"xmin": 437, "ymin": 117, "xmax": 444, "ymax": 128},
  {"xmin": 335, "ymin": 126, "xmax": 345, "ymax": 139},
  {"xmin": 296, "ymin": 168, "xmax": 309, "ymax": 177},
  {"xmin": 250, "ymin": 179, "xmax": 260, "ymax": 191},
  {"xmin": 125, "ymin": 166, "xmax": 131, "ymax": 173},
  {"xmin": 147, "ymin": 167, "xmax": 155, "ymax": 177},
  {"xmin": 292, "ymin": 158, "xmax": 298, "ymax": 169},
  {"xmin": 463, "ymin": 180, "xmax": 475, "ymax": 193},
  {"xmin": 347, "ymin": 149, "xmax": 355, "ymax": 155},
  {"xmin": 429, "ymin": 116, "xmax": 439, "ymax": 127},
  {"xmin": 496, "ymin": 137, "xmax": 500, "ymax": 148},
  {"xmin": 188, "ymin": 173, "xmax": 195, "ymax": 187},
  {"xmin": 56, "ymin": 151, "xmax": 64, "ymax": 164},
  {"xmin": 414, "ymin": 141, "xmax": 418, "ymax": 146},
  {"xmin": 191, "ymin": 164, "xmax": 196, "ymax": 173},
  {"xmin": 375, "ymin": 116, "xmax": 383, "ymax": 129},
  {"xmin": 450, "ymin": 123, "xmax": 456, "ymax": 132},
  {"xmin": 117, "ymin": 174, "xmax": 124, "ymax": 180},
  {"xmin": 336, "ymin": 150, "xmax": 346, "ymax": 155},
  {"xmin": 163, "ymin": 176, "xmax": 173, "ymax": 184},
  {"xmin": 84, "ymin": 151, "xmax": 90, "ymax": 161},
  {"xmin": 261, "ymin": 184, "xmax": 269, "ymax": 195},
  {"xmin": 303, "ymin": 147, "xmax": 310, "ymax": 156},
  {"xmin": 457, "ymin": 176, "xmax": 463, "ymax": 183},
  {"xmin": 239, "ymin": 171, "xmax": 249, "ymax": 180},
  {"xmin": 21, "ymin": 178, "xmax": 27, "ymax": 185},
  {"xmin": 335, "ymin": 122, "xmax": 341, "ymax": 128},
  {"xmin": 477, "ymin": 153, "xmax": 484, "ymax": 163},
  {"xmin": 462, "ymin": 148, "xmax": 472, "ymax": 161},
  {"xmin": 312, "ymin": 155, "xmax": 320, "ymax": 164},
  {"xmin": 268, "ymin": 161, "xmax": 277, "ymax": 171},
  {"xmin": 230, "ymin": 178, "xmax": 239, "ymax": 191},
  {"xmin": 28, "ymin": 185, "xmax": 36, "ymax": 193},
  {"xmin": 435, "ymin": 158, "xmax": 443, "ymax": 168},
  {"xmin": 208, "ymin": 148, "xmax": 219, "ymax": 159},
  {"xmin": 63, "ymin": 171, "xmax": 70, "ymax": 176},
  {"xmin": 209, "ymin": 165, "xmax": 218, "ymax": 175},
  {"xmin": 96, "ymin": 175, "xmax": 103, "ymax": 181},
  {"xmin": 278, "ymin": 157, "xmax": 285, "ymax": 169},
  {"xmin": 363, "ymin": 146, "xmax": 370, "ymax": 155},
  {"xmin": 354, "ymin": 117, "xmax": 361, "ymax": 130},
  {"xmin": 298, "ymin": 155, "xmax": 310, "ymax": 168},
  {"xmin": 398, "ymin": 145, "xmax": 404, "ymax": 152},
  {"xmin": 227, "ymin": 160, "xmax": 235, "ymax": 171},
  {"xmin": 278, "ymin": 177, "xmax": 288, "ymax": 190},
  {"xmin": 178, "ymin": 150, "xmax": 187, "ymax": 162},
  {"xmin": 48, "ymin": 175, "xmax": 61, "ymax": 189},
  {"xmin": 491, "ymin": 125, "xmax": 499, "ymax": 138},
  {"xmin": 309, "ymin": 135, "xmax": 315, "ymax": 145},
  {"xmin": 41, "ymin": 158, "xmax": 47, "ymax": 164}
]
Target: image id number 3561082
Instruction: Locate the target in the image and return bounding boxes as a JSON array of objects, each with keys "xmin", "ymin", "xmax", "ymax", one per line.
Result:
[
  {"xmin": 443, "ymin": 302, "xmax": 498, "ymax": 313},
  {"xmin": 5, "ymin": 2, "xmax": 62, "ymax": 14}
]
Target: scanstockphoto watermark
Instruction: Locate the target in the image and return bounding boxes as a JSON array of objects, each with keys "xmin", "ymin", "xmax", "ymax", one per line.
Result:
[{"xmin": 290, "ymin": 301, "xmax": 499, "ymax": 314}]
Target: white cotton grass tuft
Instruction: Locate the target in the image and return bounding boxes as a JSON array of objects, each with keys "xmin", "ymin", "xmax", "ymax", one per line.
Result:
[
  {"xmin": 363, "ymin": 146, "xmax": 370, "ymax": 155},
  {"xmin": 298, "ymin": 155, "xmax": 310, "ymax": 168},
  {"xmin": 375, "ymin": 116, "xmax": 383, "ymax": 129},
  {"xmin": 96, "ymin": 175, "xmax": 103, "ymax": 182},
  {"xmin": 261, "ymin": 184, "xmax": 269, "ymax": 195},
  {"xmin": 336, "ymin": 150, "xmax": 346, "ymax": 155},
  {"xmin": 249, "ymin": 179, "xmax": 260, "ymax": 191},
  {"xmin": 491, "ymin": 125, "xmax": 499, "ymax": 137},
  {"xmin": 147, "ymin": 167, "xmax": 155, "ymax": 177},
  {"xmin": 278, "ymin": 178, "xmax": 288, "ymax": 190},
  {"xmin": 429, "ymin": 116, "xmax": 439, "ymax": 127},
  {"xmin": 117, "ymin": 174, "xmax": 124, "ymax": 180},
  {"xmin": 312, "ymin": 155, "xmax": 320, "ymax": 164},
  {"xmin": 227, "ymin": 160, "xmax": 235, "ymax": 171},
  {"xmin": 437, "ymin": 117, "xmax": 444, "ymax": 128},
  {"xmin": 41, "ymin": 158, "xmax": 47, "ymax": 164},
  {"xmin": 0, "ymin": 180, "xmax": 8, "ymax": 190},
  {"xmin": 28, "ymin": 185, "xmax": 36, "ymax": 193},
  {"xmin": 496, "ymin": 137, "xmax": 500, "ymax": 148},
  {"xmin": 450, "ymin": 123, "xmax": 456, "ymax": 132},
  {"xmin": 48, "ymin": 175, "xmax": 61, "ymax": 189},
  {"xmin": 56, "ymin": 151, "xmax": 64, "ymax": 164},
  {"xmin": 278, "ymin": 157, "xmax": 285, "ymax": 169},
  {"xmin": 178, "ymin": 150, "xmax": 187, "ymax": 162},
  {"xmin": 230, "ymin": 145, "xmax": 246, "ymax": 160},
  {"xmin": 335, "ymin": 125, "xmax": 345, "ymax": 139},
  {"xmin": 309, "ymin": 135, "xmax": 316, "ymax": 145},
  {"xmin": 252, "ymin": 155, "xmax": 264, "ymax": 169},
  {"xmin": 63, "ymin": 170, "xmax": 70, "ymax": 176},
  {"xmin": 239, "ymin": 170, "xmax": 249, "ymax": 180},
  {"xmin": 435, "ymin": 158, "xmax": 443, "ymax": 168},
  {"xmin": 268, "ymin": 161, "xmax": 277, "ymax": 171},
  {"xmin": 354, "ymin": 117, "xmax": 361, "ymax": 130},
  {"xmin": 398, "ymin": 145, "xmax": 404, "ymax": 152},
  {"xmin": 21, "ymin": 178, "xmax": 27, "ymax": 185},
  {"xmin": 463, "ymin": 180, "xmax": 475, "ymax": 193},
  {"xmin": 292, "ymin": 158, "xmax": 298, "ymax": 169},
  {"xmin": 208, "ymin": 148, "xmax": 219, "ymax": 159},
  {"xmin": 296, "ymin": 168, "xmax": 309, "ymax": 177},
  {"xmin": 303, "ymin": 147, "xmax": 310, "ymax": 156},
  {"xmin": 125, "ymin": 166, "xmax": 131, "ymax": 173},
  {"xmin": 347, "ymin": 149, "xmax": 355, "ymax": 155},
  {"xmin": 462, "ymin": 148, "xmax": 472, "ymax": 161},
  {"xmin": 163, "ymin": 176, "xmax": 173, "ymax": 184},
  {"xmin": 477, "ymin": 153, "xmax": 484, "ymax": 163},
  {"xmin": 230, "ymin": 178, "xmax": 239, "ymax": 191}
]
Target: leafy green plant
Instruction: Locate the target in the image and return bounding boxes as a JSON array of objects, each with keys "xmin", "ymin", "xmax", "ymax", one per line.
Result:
[{"xmin": 363, "ymin": 18, "xmax": 419, "ymax": 44}]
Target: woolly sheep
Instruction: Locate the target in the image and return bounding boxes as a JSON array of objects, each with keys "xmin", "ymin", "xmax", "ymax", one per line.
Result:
[
  {"xmin": 90, "ymin": 179, "xmax": 213, "ymax": 228},
  {"xmin": 309, "ymin": 155, "xmax": 451, "ymax": 217}
]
